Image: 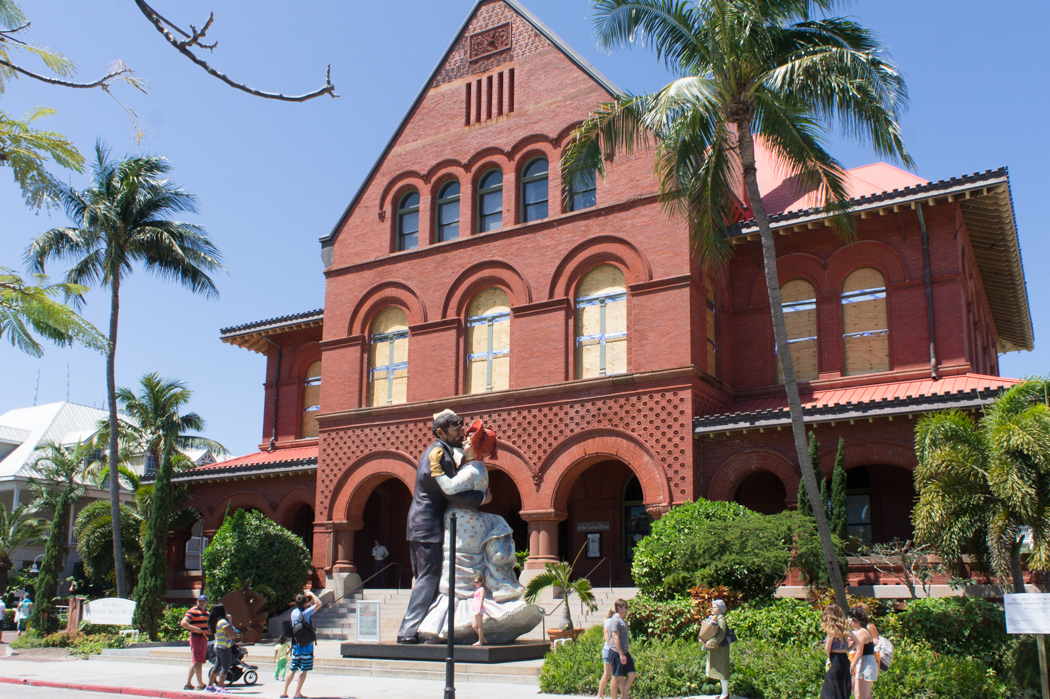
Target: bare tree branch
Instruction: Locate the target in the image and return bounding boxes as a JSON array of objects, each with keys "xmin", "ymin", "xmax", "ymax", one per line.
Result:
[
  {"xmin": 133, "ymin": 0, "xmax": 337, "ymax": 102},
  {"xmin": 0, "ymin": 57, "xmax": 133, "ymax": 89}
]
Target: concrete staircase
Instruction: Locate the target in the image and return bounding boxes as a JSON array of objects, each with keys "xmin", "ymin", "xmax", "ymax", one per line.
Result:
[{"xmin": 312, "ymin": 589, "xmax": 414, "ymax": 642}]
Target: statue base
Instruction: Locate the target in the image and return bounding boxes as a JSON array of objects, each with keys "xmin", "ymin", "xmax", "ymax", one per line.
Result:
[{"xmin": 340, "ymin": 640, "xmax": 550, "ymax": 663}]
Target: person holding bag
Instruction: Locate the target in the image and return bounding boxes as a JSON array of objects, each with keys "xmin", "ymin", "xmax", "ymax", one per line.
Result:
[{"xmin": 701, "ymin": 599, "xmax": 731, "ymax": 699}]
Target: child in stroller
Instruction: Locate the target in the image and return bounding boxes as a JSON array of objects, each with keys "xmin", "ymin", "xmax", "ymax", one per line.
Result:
[{"xmin": 207, "ymin": 640, "xmax": 258, "ymax": 686}]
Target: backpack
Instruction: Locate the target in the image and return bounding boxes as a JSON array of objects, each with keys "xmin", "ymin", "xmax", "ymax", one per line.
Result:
[
  {"xmin": 875, "ymin": 636, "xmax": 894, "ymax": 670},
  {"xmin": 720, "ymin": 626, "xmax": 737, "ymax": 647},
  {"xmin": 291, "ymin": 611, "xmax": 317, "ymax": 647}
]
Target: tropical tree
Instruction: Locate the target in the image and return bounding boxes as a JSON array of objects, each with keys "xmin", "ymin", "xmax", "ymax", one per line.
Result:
[
  {"xmin": 0, "ymin": 108, "xmax": 84, "ymax": 209},
  {"xmin": 0, "ymin": 267, "xmax": 107, "ymax": 357},
  {"xmin": 27, "ymin": 441, "xmax": 96, "ymax": 633},
  {"xmin": 561, "ymin": 0, "xmax": 912, "ymax": 607},
  {"xmin": 914, "ymin": 378, "xmax": 1050, "ymax": 593},
  {"xmin": 830, "ymin": 437, "xmax": 847, "ymax": 541},
  {"xmin": 0, "ymin": 502, "xmax": 49, "ymax": 595},
  {"xmin": 95, "ymin": 373, "xmax": 224, "ymax": 637},
  {"xmin": 26, "ymin": 144, "xmax": 224, "ymax": 598},
  {"xmin": 524, "ymin": 560, "xmax": 598, "ymax": 631}
]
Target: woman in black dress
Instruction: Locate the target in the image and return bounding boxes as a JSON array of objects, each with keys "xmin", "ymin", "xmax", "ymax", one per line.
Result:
[{"xmin": 819, "ymin": 603, "xmax": 854, "ymax": 699}]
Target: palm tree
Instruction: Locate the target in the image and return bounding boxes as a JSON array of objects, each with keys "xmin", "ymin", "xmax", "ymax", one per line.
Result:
[
  {"xmin": 95, "ymin": 373, "xmax": 223, "ymax": 636},
  {"xmin": 0, "ymin": 503, "xmax": 49, "ymax": 595},
  {"xmin": 26, "ymin": 143, "xmax": 224, "ymax": 598},
  {"xmin": 525, "ymin": 561, "xmax": 598, "ymax": 631},
  {"xmin": 914, "ymin": 379, "xmax": 1050, "ymax": 593},
  {"xmin": 27, "ymin": 441, "xmax": 96, "ymax": 633},
  {"xmin": 561, "ymin": 0, "xmax": 912, "ymax": 608},
  {"xmin": 0, "ymin": 267, "xmax": 107, "ymax": 357}
]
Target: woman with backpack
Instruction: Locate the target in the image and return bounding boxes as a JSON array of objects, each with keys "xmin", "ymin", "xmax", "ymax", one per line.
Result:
[
  {"xmin": 702, "ymin": 599, "xmax": 731, "ymax": 699},
  {"xmin": 282, "ymin": 589, "xmax": 321, "ymax": 699}
]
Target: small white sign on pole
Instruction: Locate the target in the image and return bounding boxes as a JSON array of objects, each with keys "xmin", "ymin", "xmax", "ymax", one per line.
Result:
[
  {"xmin": 356, "ymin": 600, "xmax": 380, "ymax": 643},
  {"xmin": 85, "ymin": 598, "xmax": 136, "ymax": 626},
  {"xmin": 1005, "ymin": 594, "xmax": 1050, "ymax": 635}
]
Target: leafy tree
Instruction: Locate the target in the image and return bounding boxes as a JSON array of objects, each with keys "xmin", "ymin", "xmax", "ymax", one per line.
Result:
[
  {"xmin": 202, "ymin": 509, "xmax": 311, "ymax": 616},
  {"xmin": 0, "ymin": 108, "xmax": 83, "ymax": 209},
  {"xmin": 27, "ymin": 145, "xmax": 224, "ymax": 598},
  {"xmin": 914, "ymin": 378, "xmax": 1050, "ymax": 593},
  {"xmin": 0, "ymin": 503, "xmax": 48, "ymax": 595},
  {"xmin": 27, "ymin": 441, "xmax": 96, "ymax": 633},
  {"xmin": 563, "ymin": 0, "xmax": 912, "ymax": 608},
  {"xmin": 0, "ymin": 267, "xmax": 106, "ymax": 357},
  {"xmin": 830, "ymin": 437, "xmax": 847, "ymax": 541},
  {"xmin": 525, "ymin": 561, "xmax": 598, "ymax": 631},
  {"xmin": 797, "ymin": 432, "xmax": 823, "ymax": 517}
]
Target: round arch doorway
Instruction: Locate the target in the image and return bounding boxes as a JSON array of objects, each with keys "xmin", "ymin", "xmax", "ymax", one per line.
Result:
[{"xmin": 354, "ymin": 478, "xmax": 412, "ymax": 589}]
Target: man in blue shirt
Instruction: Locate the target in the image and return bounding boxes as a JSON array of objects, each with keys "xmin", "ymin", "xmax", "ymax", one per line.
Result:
[{"xmin": 282, "ymin": 589, "xmax": 321, "ymax": 699}]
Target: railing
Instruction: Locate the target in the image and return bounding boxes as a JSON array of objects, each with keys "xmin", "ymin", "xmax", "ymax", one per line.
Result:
[
  {"xmin": 323, "ymin": 561, "xmax": 402, "ymax": 611},
  {"xmin": 581, "ymin": 556, "xmax": 613, "ymax": 592}
]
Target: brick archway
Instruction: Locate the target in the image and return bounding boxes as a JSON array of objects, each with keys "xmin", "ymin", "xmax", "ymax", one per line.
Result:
[
  {"xmin": 842, "ymin": 441, "xmax": 916, "ymax": 471},
  {"xmin": 442, "ymin": 259, "xmax": 533, "ymax": 319},
  {"xmin": 707, "ymin": 448, "xmax": 799, "ymax": 504},
  {"xmin": 328, "ymin": 451, "xmax": 418, "ymax": 523},
  {"xmin": 547, "ymin": 235, "xmax": 653, "ymax": 301},
  {"xmin": 274, "ymin": 487, "xmax": 317, "ymax": 527},
  {"xmin": 346, "ymin": 281, "xmax": 428, "ymax": 337}
]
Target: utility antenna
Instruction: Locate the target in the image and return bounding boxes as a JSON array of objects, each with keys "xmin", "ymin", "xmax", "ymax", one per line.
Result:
[{"xmin": 33, "ymin": 369, "xmax": 41, "ymax": 406}]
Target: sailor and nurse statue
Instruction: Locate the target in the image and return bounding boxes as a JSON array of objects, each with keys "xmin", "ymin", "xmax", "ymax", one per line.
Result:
[{"xmin": 396, "ymin": 409, "xmax": 542, "ymax": 645}]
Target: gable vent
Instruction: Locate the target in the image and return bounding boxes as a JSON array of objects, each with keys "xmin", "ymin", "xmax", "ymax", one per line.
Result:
[{"xmin": 465, "ymin": 68, "xmax": 514, "ymax": 126}]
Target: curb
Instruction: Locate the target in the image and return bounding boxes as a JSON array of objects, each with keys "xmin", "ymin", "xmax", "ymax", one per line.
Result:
[{"xmin": 0, "ymin": 676, "xmax": 202, "ymax": 698}]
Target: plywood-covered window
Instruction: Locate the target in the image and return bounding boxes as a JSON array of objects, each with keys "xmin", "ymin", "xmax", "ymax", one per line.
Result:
[
  {"xmin": 842, "ymin": 268, "xmax": 889, "ymax": 376},
  {"xmin": 706, "ymin": 284, "xmax": 718, "ymax": 378},
  {"xmin": 370, "ymin": 308, "xmax": 409, "ymax": 406},
  {"xmin": 300, "ymin": 361, "xmax": 322, "ymax": 439},
  {"xmin": 576, "ymin": 265, "xmax": 627, "ymax": 379},
  {"xmin": 466, "ymin": 288, "xmax": 510, "ymax": 394},
  {"xmin": 778, "ymin": 279, "xmax": 818, "ymax": 382}
]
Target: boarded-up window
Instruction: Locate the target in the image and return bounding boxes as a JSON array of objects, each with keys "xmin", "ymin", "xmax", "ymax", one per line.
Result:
[
  {"xmin": 466, "ymin": 288, "xmax": 511, "ymax": 393},
  {"xmin": 301, "ymin": 360, "xmax": 322, "ymax": 439},
  {"xmin": 576, "ymin": 265, "xmax": 627, "ymax": 379},
  {"xmin": 370, "ymin": 308, "xmax": 409, "ymax": 406},
  {"xmin": 706, "ymin": 284, "xmax": 718, "ymax": 378},
  {"xmin": 778, "ymin": 279, "xmax": 818, "ymax": 383},
  {"xmin": 842, "ymin": 268, "xmax": 889, "ymax": 376}
]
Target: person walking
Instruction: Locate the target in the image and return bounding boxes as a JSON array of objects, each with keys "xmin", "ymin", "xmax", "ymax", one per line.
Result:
[
  {"xmin": 273, "ymin": 635, "xmax": 290, "ymax": 681},
  {"xmin": 372, "ymin": 540, "xmax": 389, "ymax": 588},
  {"xmin": 608, "ymin": 599, "xmax": 636, "ymax": 699},
  {"xmin": 0, "ymin": 597, "xmax": 6, "ymax": 643},
  {"xmin": 282, "ymin": 589, "xmax": 322, "ymax": 699},
  {"xmin": 179, "ymin": 593, "xmax": 210, "ymax": 690},
  {"xmin": 16, "ymin": 595, "xmax": 32, "ymax": 637},
  {"xmin": 471, "ymin": 574, "xmax": 487, "ymax": 646},
  {"xmin": 819, "ymin": 603, "xmax": 853, "ymax": 699},
  {"xmin": 849, "ymin": 605, "xmax": 879, "ymax": 699},
  {"xmin": 597, "ymin": 607, "xmax": 616, "ymax": 699},
  {"xmin": 702, "ymin": 599, "xmax": 730, "ymax": 699},
  {"xmin": 206, "ymin": 603, "xmax": 234, "ymax": 693}
]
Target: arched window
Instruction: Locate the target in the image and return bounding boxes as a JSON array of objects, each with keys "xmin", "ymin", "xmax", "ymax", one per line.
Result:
[
  {"xmin": 622, "ymin": 476, "xmax": 650, "ymax": 562},
  {"xmin": 436, "ymin": 181, "xmax": 460, "ymax": 242},
  {"xmin": 576, "ymin": 265, "xmax": 627, "ymax": 379},
  {"xmin": 842, "ymin": 268, "xmax": 889, "ymax": 375},
  {"xmin": 706, "ymin": 283, "xmax": 718, "ymax": 378},
  {"xmin": 478, "ymin": 169, "xmax": 503, "ymax": 232},
  {"xmin": 521, "ymin": 158, "xmax": 549, "ymax": 222},
  {"xmin": 569, "ymin": 168, "xmax": 597, "ymax": 211},
  {"xmin": 396, "ymin": 191, "xmax": 420, "ymax": 251},
  {"xmin": 370, "ymin": 308, "xmax": 409, "ymax": 406},
  {"xmin": 300, "ymin": 360, "xmax": 322, "ymax": 439},
  {"xmin": 779, "ymin": 279, "xmax": 818, "ymax": 382},
  {"xmin": 466, "ymin": 288, "xmax": 511, "ymax": 394}
]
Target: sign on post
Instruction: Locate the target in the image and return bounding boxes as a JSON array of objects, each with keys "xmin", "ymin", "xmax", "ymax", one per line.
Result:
[
  {"xmin": 356, "ymin": 600, "xmax": 380, "ymax": 643},
  {"xmin": 1005, "ymin": 594, "xmax": 1050, "ymax": 634},
  {"xmin": 85, "ymin": 598, "xmax": 136, "ymax": 626}
]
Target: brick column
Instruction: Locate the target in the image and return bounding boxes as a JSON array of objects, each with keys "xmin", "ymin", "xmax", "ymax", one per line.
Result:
[
  {"xmin": 520, "ymin": 509, "xmax": 567, "ymax": 585},
  {"xmin": 328, "ymin": 520, "xmax": 364, "ymax": 599}
]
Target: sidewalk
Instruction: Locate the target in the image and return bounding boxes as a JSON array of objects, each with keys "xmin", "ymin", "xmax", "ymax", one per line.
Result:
[{"xmin": 0, "ymin": 654, "xmax": 586, "ymax": 699}]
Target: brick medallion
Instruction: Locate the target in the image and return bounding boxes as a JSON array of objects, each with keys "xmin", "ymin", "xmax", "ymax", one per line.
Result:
[{"xmin": 469, "ymin": 23, "xmax": 512, "ymax": 61}]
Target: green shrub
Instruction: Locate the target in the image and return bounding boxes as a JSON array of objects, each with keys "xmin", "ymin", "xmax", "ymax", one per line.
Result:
[
  {"xmin": 730, "ymin": 638, "xmax": 825, "ymax": 699},
  {"xmin": 158, "ymin": 606, "xmax": 190, "ymax": 642},
  {"xmin": 877, "ymin": 638, "xmax": 1009, "ymax": 699},
  {"xmin": 10, "ymin": 630, "xmax": 43, "ymax": 648},
  {"xmin": 626, "ymin": 597, "xmax": 701, "ymax": 642},
  {"xmin": 68, "ymin": 633, "xmax": 126, "ymax": 657},
  {"xmin": 894, "ymin": 596, "xmax": 1008, "ymax": 673},
  {"xmin": 202, "ymin": 509, "xmax": 311, "ymax": 615},
  {"xmin": 726, "ymin": 597, "xmax": 823, "ymax": 647},
  {"xmin": 3, "ymin": 608, "xmax": 13, "ymax": 630}
]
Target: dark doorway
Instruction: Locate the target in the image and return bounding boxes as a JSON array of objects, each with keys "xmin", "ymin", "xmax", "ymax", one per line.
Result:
[
  {"xmin": 290, "ymin": 504, "xmax": 314, "ymax": 554},
  {"xmin": 734, "ymin": 471, "xmax": 788, "ymax": 514},
  {"xmin": 354, "ymin": 479, "xmax": 412, "ymax": 588}
]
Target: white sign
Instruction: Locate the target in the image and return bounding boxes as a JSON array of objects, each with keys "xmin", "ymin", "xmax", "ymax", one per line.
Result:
[
  {"xmin": 85, "ymin": 598, "xmax": 136, "ymax": 626},
  {"xmin": 1005, "ymin": 593, "xmax": 1050, "ymax": 634},
  {"xmin": 356, "ymin": 600, "xmax": 380, "ymax": 643}
]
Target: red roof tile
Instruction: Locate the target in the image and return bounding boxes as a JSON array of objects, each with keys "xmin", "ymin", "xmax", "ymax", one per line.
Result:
[{"xmin": 190, "ymin": 445, "xmax": 318, "ymax": 473}]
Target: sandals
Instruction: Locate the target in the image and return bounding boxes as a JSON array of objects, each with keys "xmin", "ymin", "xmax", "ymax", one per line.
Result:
[{"xmin": 183, "ymin": 686, "xmax": 194, "ymax": 691}]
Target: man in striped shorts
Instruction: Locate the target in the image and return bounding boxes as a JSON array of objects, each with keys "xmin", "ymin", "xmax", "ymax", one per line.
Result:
[
  {"xmin": 179, "ymin": 594, "xmax": 210, "ymax": 690},
  {"xmin": 282, "ymin": 589, "xmax": 321, "ymax": 699}
]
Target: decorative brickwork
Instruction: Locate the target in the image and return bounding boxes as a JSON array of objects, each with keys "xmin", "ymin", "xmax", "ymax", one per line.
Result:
[
  {"xmin": 433, "ymin": 3, "xmax": 547, "ymax": 86},
  {"xmin": 469, "ymin": 23, "xmax": 512, "ymax": 61}
]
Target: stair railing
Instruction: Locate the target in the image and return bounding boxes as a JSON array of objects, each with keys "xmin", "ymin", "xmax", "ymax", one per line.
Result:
[{"xmin": 321, "ymin": 561, "xmax": 402, "ymax": 611}]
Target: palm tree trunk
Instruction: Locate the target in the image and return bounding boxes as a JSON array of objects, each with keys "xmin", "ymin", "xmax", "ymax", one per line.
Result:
[
  {"xmin": 107, "ymin": 276, "xmax": 128, "ymax": 598},
  {"xmin": 1010, "ymin": 538, "xmax": 1027, "ymax": 593},
  {"xmin": 736, "ymin": 119, "xmax": 849, "ymax": 609}
]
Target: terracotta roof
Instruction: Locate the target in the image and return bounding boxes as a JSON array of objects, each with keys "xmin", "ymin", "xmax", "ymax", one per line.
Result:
[
  {"xmin": 694, "ymin": 374, "xmax": 1020, "ymax": 435},
  {"xmin": 220, "ymin": 309, "xmax": 323, "ymax": 354},
  {"xmin": 170, "ymin": 446, "xmax": 318, "ymax": 482}
]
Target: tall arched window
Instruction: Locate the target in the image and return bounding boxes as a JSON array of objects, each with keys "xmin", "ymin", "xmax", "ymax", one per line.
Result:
[
  {"xmin": 396, "ymin": 191, "xmax": 419, "ymax": 251},
  {"xmin": 576, "ymin": 265, "xmax": 627, "ymax": 379},
  {"xmin": 436, "ymin": 180, "xmax": 460, "ymax": 242},
  {"xmin": 521, "ymin": 158, "xmax": 548, "ymax": 222},
  {"xmin": 706, "ymin": 283, "xmax": 718, "ymax": 378},
  {"xmin": 370, "ymin": 308, "xmax": 409, "ymax": 406},
  {"xmin": 466, "ymin": 288, "xmax": 510, "ymax": 394},
  {"xmin": 779, "ymin": 279, "xmax": 818, "ymax": 382},
  {"xmin": 300, "ymin": 360, "xmax": 322, "ymax": 439},
  {"xmin": 569, "ymin": 168, "xmax": 597, "ymax": 212},
  {"xmin": 842, "ymin": 268, "xmax": 889, "ymax": 375},
  {"xmin": 478, "ymin": 169, "xmax": 503, "ymax": 232}
]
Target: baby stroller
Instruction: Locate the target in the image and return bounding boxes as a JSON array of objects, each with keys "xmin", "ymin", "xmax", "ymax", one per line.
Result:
[{"xmin": 206, "ymin": 640, "xmax": 259, "ymax": 686}]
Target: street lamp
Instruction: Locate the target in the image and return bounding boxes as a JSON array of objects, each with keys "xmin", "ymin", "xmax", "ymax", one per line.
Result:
[{"xmin": 29, "ymin": 554, "xmax": 44, "ymax": 575}]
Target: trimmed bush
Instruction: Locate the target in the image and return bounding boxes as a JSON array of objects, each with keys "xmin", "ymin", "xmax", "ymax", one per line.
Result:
[
  {"xmin": 158, "ymin": 606, "xmax": 190, "ymax": 642},
  {"xmin": 730, "ymin": 638, "xmax": 825, "ymax": 699},
  {"xmin": 893, "ymin": 596, "xmax": 1008, "ymax": 673},
  {"xmin": 876, "ymin": 638, "xmax": 1009, "ymax": 699},
  {"xmin": 726, "ymin": 597, "xmax": 823, "ymax": 647},
  {"xmin": 202, "ymin": 509, "xmax": 311, "ymax": 615},
  {"xmin": 626, "ymin": 597, "xmax": 701, "ymax": 642}
]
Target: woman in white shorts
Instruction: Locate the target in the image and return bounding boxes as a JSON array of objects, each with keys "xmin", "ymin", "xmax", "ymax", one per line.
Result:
[
  {"xmin": 598, "ymin": 607, "xmax": 616, "ymax": 699},
  {"xmin": 848, "ymin": 606, "xmax": 878, "ymax": 698}
]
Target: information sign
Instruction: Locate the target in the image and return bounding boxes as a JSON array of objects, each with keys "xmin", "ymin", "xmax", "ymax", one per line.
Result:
[
  {"xmin": 85, "ymin": 598, "xmax": 136, "ymax": 626},
  {"xmin": 1005, "ymin": 593, "xmax": 1050, "ymax": 635},
  {"xmin": 356, "ymin": 600, "xmax": 381, "ymax": 643}
]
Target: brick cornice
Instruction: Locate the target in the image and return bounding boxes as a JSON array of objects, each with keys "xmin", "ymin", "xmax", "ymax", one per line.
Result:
[
  {"xmin": 321, "ymin": 334, "xmax": 364, "ymax": 351},
  {"xmin": 519, "ymin": 508, "xmax": 568, "ymax": 522},
  {"xmin": 511, "ymin": 297, "xmax": 570, "ymax": 317},
  {"xmin": 628, "ymin": 274, "xmax": 693, "ymax": 296},
  {"xmin": 410, "ymin": 317, "xmax": 461, "ymax": 336}
]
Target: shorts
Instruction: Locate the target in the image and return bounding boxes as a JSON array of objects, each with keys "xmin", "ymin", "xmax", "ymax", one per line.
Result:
[
  {"xmin": 17, "ymin": 618, "xmax": 27, "ymax": 631},
  {"xmin": 601, "ymin": 648, "xmax": 614, "ymax": 664},
  {"xmin": 856, "ymin": 654, "xmax": 879, "ymax": 682},
  {"xmin": 189, "ymin": 633, "xmax": 208, "ymax": 664},
  {"xmin": 610, "ymin": 651, "xmax": 635, "ymax": 677},
  {"xmin": 212, "ymin": 646, "xmax": 233, "ymax": 676},
  {"xmin": 290, "ymin": 648, "xmax": 314, "ymax": 672}
]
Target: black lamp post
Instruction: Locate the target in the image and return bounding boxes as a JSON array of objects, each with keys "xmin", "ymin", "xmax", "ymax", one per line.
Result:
[{"xmin": 444, "ymin": 513, "xmax": 457, "ymax": 699}]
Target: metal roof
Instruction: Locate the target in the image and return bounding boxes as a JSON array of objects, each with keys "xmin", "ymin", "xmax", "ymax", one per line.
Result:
[
  {"xmin": 170, "ymin": 446, "xmax": 318, "ymax": 483},
  {"xmin": 219, "ymin": 309, "xmax": 324, "ymax": 354}
]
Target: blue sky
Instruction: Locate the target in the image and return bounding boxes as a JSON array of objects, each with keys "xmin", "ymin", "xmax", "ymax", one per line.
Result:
[{"xmin": 2, "ymin": 1, "xmax": 1047, "ymax": 456}]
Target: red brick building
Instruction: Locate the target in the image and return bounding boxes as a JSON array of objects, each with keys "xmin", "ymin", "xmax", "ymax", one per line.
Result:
[{"xmin": 173, "ymin": 0, "xmax": 1031, "ymax": 593}]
